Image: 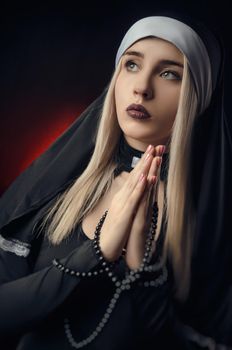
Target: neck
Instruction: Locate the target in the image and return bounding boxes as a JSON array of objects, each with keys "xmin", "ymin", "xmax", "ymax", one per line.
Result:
[{"xmin": 113, "ymin": 135, "xmax": 169, "ymax": 181}]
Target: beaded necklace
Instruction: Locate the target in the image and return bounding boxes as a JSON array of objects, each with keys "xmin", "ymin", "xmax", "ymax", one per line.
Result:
[
  {"xmin": 53, "ymin": 137, "xmax": 169, "ymax": 348},
  {"xmin": 53, "ymin": 202, "xmax": 168, "ymax": 349}
]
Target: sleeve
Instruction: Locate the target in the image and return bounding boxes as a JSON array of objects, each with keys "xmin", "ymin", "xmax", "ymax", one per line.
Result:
[
  {"xmin": 137, "ymin": 254, "xmax": 232, "ymax": 349},
  {"xmin": 170, "ymin": 316, "xmax": 232, "ymax": 350},
  {"xmin": 0, "ymin": 231, "xmax": 101, "ymax": 337},
  {"xmin": 166, "ymin": 262, "xmax": 232, "ymax": 349}
]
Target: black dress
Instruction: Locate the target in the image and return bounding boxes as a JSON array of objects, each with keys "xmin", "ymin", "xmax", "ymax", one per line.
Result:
[
  {"xmin": 1, "ymin": 174, "xmax": 230, "ymax": 349},
  {"xmin": 0, "ymin": 195, "xmax": 182, "ymax": 350}
]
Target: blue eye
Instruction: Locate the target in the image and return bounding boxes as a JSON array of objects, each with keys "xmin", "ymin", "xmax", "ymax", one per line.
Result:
[
  {"xmin": 125, "ymin": 60, "xmax": 138, "ymax": 72},
  {"xmin": 161, "ymin": 71, "xmax": 181, "ymax": 80}
]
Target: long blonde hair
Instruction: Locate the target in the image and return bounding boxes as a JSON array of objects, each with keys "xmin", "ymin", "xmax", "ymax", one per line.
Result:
[{"xmin": 38, "ymin": 55, "xmax": 198, "ymax": 301}]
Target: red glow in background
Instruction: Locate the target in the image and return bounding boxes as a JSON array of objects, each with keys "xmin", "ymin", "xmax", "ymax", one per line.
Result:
[
  {"xmin": 0, "ymin": 95, "xmax": 86, "ymax": 194},
  {"xmin": 0, "ymin": 3, "xmax": 230, "ymax": 197},
  {"xmin": 0, "ymin": 8, "xmax": 115, "ymax": 196}
]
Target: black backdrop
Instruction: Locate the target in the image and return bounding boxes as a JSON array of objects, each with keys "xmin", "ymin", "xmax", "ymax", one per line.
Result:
[{"xmin": 0, "ymin": 0, "xmax": 231, "ymax": 196}]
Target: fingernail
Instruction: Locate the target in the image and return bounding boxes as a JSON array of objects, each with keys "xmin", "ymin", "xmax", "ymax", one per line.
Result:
[
  {"xmin": 139, "ymin": 173, "xmax": 145, "ymax": 182},
  {"xmin": 159, "ymin": 146, "xmax": 166, "ymax": 156},
  {"xmin": 147, "ymin": 144, "xmax": 153, "ymax": 152},
  {"xmin": 156, "ymin": 157, "xmax": 162, "ymax": 167},
  {"xmin": 151, "ymin": 175, "xmax": 157, "ymax": 185}
]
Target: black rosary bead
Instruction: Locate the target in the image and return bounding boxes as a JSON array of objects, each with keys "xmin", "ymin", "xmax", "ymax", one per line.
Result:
[{"xmin": 63, "ymin": 200, "xmax": 168, "ymax": 349}]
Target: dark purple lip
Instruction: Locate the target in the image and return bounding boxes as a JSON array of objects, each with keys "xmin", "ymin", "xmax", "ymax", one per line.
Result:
[{"xmin": 126, "ymin": 104, "xmax": 151, "ymax": 119}]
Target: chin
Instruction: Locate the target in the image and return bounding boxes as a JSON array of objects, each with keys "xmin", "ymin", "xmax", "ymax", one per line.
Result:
[
  {"xmin": 123, "ymin": 125, "xmax": 156, "ymax": 140},
  {"xmin": 123, "ymin": 133, "xmax": 152, "ymax": 146}
]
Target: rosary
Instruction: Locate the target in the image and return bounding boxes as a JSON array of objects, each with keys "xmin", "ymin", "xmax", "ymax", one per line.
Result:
[{"xmin": 53, "ymin": 201, "xmax": 168, "ymax": 349}]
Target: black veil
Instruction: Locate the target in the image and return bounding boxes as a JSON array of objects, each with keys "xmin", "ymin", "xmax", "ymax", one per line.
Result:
[
  {"xmin": 0, "ymin": 11, "xmax": 231, "ymax": 346},
  {"xmin": 0, "ymin": 87, "xmax": 108, "ymax": 228}
]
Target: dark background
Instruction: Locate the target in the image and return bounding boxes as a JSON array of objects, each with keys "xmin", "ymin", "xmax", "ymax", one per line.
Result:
[{"xmin": 0, "ymin": 0, "xmax": 231, "ymax": 196}]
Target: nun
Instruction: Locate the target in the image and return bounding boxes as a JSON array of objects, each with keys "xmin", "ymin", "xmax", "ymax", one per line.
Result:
[{"xmin": 0, "ymin": 12, "xmax": 231, "ymax": 350}]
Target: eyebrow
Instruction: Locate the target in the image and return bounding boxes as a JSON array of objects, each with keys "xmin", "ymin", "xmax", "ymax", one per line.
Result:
[{"xmin": 122, "ymin": 50, "xmax": 184, "ymax": 68}]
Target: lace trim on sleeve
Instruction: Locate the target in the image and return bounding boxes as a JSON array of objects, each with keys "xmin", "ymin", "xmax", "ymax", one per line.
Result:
[{"xmin": 0, "ymin": 234, "xmax": 31, "ymax": 257}]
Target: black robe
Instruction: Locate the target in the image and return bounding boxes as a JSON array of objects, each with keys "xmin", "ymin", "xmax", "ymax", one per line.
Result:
[
  {"xmin": 0, "ymin": 11, "xmax": 232, "ymax": 350},
  {"xmin": 0, "ymin": 192, "xmax": 182, "ymax": 350}
]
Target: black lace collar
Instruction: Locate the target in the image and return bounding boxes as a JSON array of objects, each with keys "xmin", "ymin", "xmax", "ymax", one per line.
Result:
[{"xmin": 113, "ymin": 136, "xmax": 169, "ymax": 181}]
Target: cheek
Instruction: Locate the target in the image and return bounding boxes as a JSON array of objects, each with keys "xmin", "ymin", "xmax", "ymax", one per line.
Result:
[
  {"xmin": 159, "ymin": 87, "xmax": 180, "ymax": 117},
  {"xmin": 152, "ymin": 87, "xmax": 180, "ymax": 134}
]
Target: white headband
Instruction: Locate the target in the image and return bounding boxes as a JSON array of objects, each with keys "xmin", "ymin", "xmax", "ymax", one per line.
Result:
[{"xmin": 115, "ymin": 16, "xmax": 212, "ymax": 115}]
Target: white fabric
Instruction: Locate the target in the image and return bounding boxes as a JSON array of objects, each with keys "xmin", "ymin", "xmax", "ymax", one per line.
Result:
[{"xmin": 0, "ymin": 233, "xmax": 31, "ymax": 257}]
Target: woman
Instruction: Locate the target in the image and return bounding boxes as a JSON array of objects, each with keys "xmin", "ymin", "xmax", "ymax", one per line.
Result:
[{"xmin": 0, "ymin": 13, "xmax": 231, "ymax": 350}]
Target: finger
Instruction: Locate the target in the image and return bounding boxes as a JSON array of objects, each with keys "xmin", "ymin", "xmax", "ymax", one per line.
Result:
[
  {"xmin": 117, "ymin": 147, "xmax": 154, "ymax": 200},
  {"xmin": 147, "ymin": 157, "xmax": 161, "ymax": 184},
  {"xmin": 144, "ymin": 158, "xmax": 160, "ymax": 218},
  {"xmin": 130, "ymin": 180, "xmax": 154, "ymax": 237},
  {"xmin": 127, "ymin": 144, "xmax": 165, "ymax": 183},
  {"xmin": 115, "ymin": 144, "xmax": 165, "ymax": 210},
  {"xmin": 129, "ymin": 183, "xmax": 150, "ymax": 231},
  {"xmin": 147, "ymin": 144, "xmax": 166, "ymax": 184},
  {"xmin": 124, "ymin": 144, "xmax": 161, "ymax": 189},
  {"xmin": 135, "ymin": 167, "xmax": 156, "ymax": 215},
  {"xmin": 130, "ymin": 143, "xmax": 163, "ymax": 175},
  {"xmin": 127, "ymin": 145, "xmax": 166, "ymax": 224},
  {"xmin": 137, "ymin": 144, "xmax": 165, "ymax": 181}
]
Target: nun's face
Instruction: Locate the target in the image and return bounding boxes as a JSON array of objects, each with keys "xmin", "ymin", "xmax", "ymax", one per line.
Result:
[{"xmin": 114, "ymin": 37, "xmax": 184, "ymax": 151}]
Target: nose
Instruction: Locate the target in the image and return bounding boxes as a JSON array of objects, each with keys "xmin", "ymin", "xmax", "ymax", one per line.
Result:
[{"xmin": 133, "ymin": 76, "xmax": 153, "ymax": 100}]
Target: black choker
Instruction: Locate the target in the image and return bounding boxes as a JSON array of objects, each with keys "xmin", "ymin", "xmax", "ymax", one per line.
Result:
[{"xmin": 113, "ymin": 136, "xmax": 169, "ymax": 182}]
